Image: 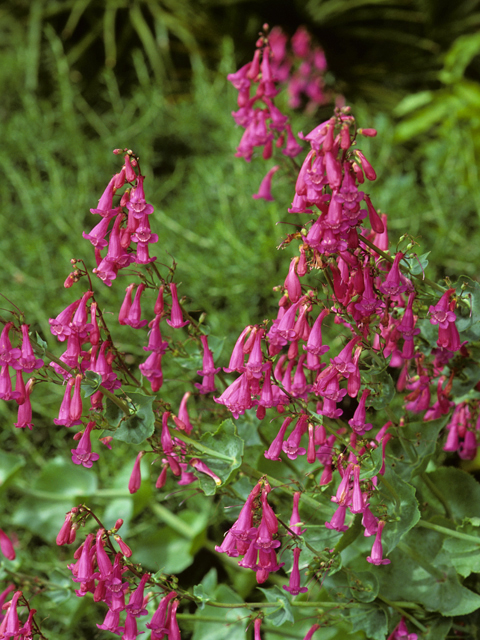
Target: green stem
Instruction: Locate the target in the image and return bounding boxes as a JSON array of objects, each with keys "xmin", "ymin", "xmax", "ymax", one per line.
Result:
[
  {"xmin": 151, "ymin": 503, "xmax": 196, "ymax": 538},
  {"xmin": 360, "ymin": 236, "xmax": 446, "ymax": 293},
  {"xmin": 377, "ymin": 595, "xmax": 427, "ymax": 633},
  {"xmin": 418, "ymin": 519, "xmax": 480, "ymax": 544},
  {"xmin": 420, "ymin": 472, "xmax": 453, "ymax": 520}
]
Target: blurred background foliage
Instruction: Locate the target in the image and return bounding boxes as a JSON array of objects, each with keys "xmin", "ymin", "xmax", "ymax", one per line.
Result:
[{"xmin": 2, "ymin": 0, "xmax": 480, "ymax": 638}]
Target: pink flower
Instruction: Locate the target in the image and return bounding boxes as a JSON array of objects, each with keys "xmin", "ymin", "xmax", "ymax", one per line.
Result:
[
  {"xmin": 128, "ymin": 452, "xmax": 145, "ymax": 494},
  {"xmin": 252, "ymin": 165, "xmax": 279, "ymax": 201},
  {"xmin": 166, "ymin": 283, "xmax": 189, "ymax": 329},
  {"xmin": 0, "ymin": 530, "xmax": 16, "ymax": 560},
  {"xmin": 283, "ymin": 547, "xmax": 308, "ymax": 595},
  {"xmin": 18, "ymin": 325, "xmax": 44, "ymax": 373},
  {"xmin": 366, "ymin": 520, "xmax": 390, "ymax": 565},
  {"xmin": 125, "ymin": 284, "xmax": 148, "ymax": 329},
  {"xmin": 71, "ymin": 421, "xmax": 100, "ymax": 468}
]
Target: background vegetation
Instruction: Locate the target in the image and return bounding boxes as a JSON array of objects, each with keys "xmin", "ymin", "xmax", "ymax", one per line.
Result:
[{"xmin": 2, "ymin": 0, "xmax": 480, "ymax": 638}]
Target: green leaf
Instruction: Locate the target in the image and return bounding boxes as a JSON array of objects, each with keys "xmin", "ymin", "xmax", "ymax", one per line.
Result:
[
  {"xmin": 194, "ymin": 419, "xmax": 244, "ymax": 495},
  {"xmin": 34, "ymin": 456, "xmax": 98, "ymax": 497},
  {"xmin": 257, "ymin": 586, "xmax": 294, "ymax": 626},
  {"xmin": 192, "ymin": 584, "xmax": 245, "ymax": 640},
  {"xmin": 443, "ymin": 519, "xmax": 480, "ymax": 577},
  {"xmin": 348, "ymin": 603, "xmax": 388, "ymax": 640},
  {"xmin": 130, "ymin": 526, "xmax": 195, "ymax": 574},
  {"xmin": 373, "ymin": 528, "xmax": 480, "ymax": 615},
  {"xmin": 112, "ymin": 392, "xmax": 155, "ymax": 444},
  {"xmin": 0, "ymin": 450, "xmax": 25, "ymax": 488},
  {"xmin": 453, "ymin": 275, "xmax": 480, "ymax": 340},
  {"xmin": 386, "ymin": 416, "xmax": 448, "ymax": 480},
  {"xmin": 394, "ymin": 91, "xmax": 433, "ymax": 117},
  {"xmin": 424, "ymin": 467, "xmax": 480, "ymax": 521},
  {"xmin": 82, "ymin": 370, "xmax": 102, "ymax": 397},
  {"xmin": 364, "ymin": 369, "xmax": 395, "ymax": 410},
  {"xmin": 441, "ymin": 32, "xmax": 480, "ymax": 84},
  {"xmin": 380, "ymin": 465, "xmax": 420, "ymax": 553},
  {"xmin": 423, "ymin": 618, "xmax": 452, "ymax": 640},
  {"xmin": 35, "ymin": 332, "xmax": 47, "ymax": 354},
  {"xmin": 348, "ymin": 571, "xmax": 379, "ymax": 603},
  {"xmin": 401, "ymin": 251, "xmax": 430, "ymax": 276}
]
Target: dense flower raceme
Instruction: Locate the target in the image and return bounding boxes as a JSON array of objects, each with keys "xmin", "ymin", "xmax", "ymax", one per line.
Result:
[
  {"xmin": 218, "ymin": 29, "xmax": 471, "ymax": 576},
  {"xmin": 56, "ymin": 508, "xmax": 181, "ymax": 639}
]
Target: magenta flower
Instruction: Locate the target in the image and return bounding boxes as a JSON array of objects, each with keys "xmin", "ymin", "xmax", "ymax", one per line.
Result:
[
  {"xmin": 166, "ymin": 283, "xmax": 189, "ymax": 328},
  {"xmin": 366, "ymin": 520, "xmax": 390, "ymax": 565},
  {"xmin": 348, "ymin": 388, "xmax": 373, "ymax": 435},
  {"xmin": 14, "ymin": 377, "xmax": 34, "ymax": 430},
  {"xmin": 288, "ymin": 492, "xmax": 306, "ymax": 535},
  {"xmin": 128, "ymin": 452, "xmax": 145, "ymax": 494},
  {"xmin": 71, "ymin": 421, "xmax": 100, "ymax": 468},
  {"xmin": 126, "ymin": 175, "xmax": 154, "ymax": 218},
  {"xmin": 126, "ymin": 573, "xmax": 150, "ymax": 617},
  {"xmin": 90, "ymin": 176, "xmax": 119, "ymax": 216},
  {"xmin": 189, "ymin": 458, "xmax": 222, "ymax": 486},
  {"xmin": 17, "ymin": 325, "xmax": 44, "ymax": 373},
  {"xmin": 265, "ymin": 416, "xmax": 293, "ymax": 461},
  {"xmin": 0, "ymin": 530, "xmax": 16, "ymax": 560},
  {"xmin": 125, "ymin": 284, "xmax": 148, "ymax": 329},
  {"xmin": 146, "ymin": 591, "xmax": 177, "ymax": 634},
  {"xmin": 166, "ymin": 599, "xmax": 181, "ymax": 640},
  {"xmin": 252, "ymin": 165, "xmax": 279, "ymax": 201},
  {"xmin": 0, "ymin": 322, "xmax": 21, "ymax": 368},
  {"xmin": 283, "ymin": 547, "xmax": 308, "ymax": 595},
  {"xmin": 3, "ymin": 591, "xmax": 22, "ymax": 637}
]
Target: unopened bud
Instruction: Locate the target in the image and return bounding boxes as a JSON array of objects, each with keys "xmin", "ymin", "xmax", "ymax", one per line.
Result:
[
  {"xmin": 114, "ymin": 534, "xmax": 132, "ymax": 557},
  {"xmin": 358, "ymin": 128, "xmax": 377, "ymax": 137},
  {"xmin": 114, "ymin": 518, "xmax": 124, "ymax": 531},
  {"xmin": 64, "ymin": 273, "xmax": 75, "ymax": 288},
  {"xmin": 113, "ymin": 149, "xmax": 123, "ymax": 155}
]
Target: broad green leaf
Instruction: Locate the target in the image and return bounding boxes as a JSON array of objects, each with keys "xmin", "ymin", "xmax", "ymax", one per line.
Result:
[
  {"xmin": 373, "ymin": 528, "xmax": 480, "ymax": 615},
  {"xmin": 364, "ymin": 369, "xmax": 394, "ymax": 410},
  {"xmin": 348, "ymin": 570, "xmax": 379, "ymax": 603},
  {"xmin": 442, "ymin": 518, "xmax": 480, "ymax": 577},
  {"xmin": 192, "ymin": 584, "xmax": 245, "ymax": 640},
  {"xmin": 130, "ymin": 526, "xmax": 195, "ymax": 574},
  {"xmin": 453, "ymin": 275, "xmax": 480, "ymax": 339},
  {"xmin": 12, "ymin": 498, "xmax": 74, "ymax": 542},
  {"xmin": 423, "ymin": 618, "xmax": 452, "ymax": 640},
  {"xmin": 0, "ymin": 450, "xmax": 25, "ymax": 488},
  {"xmin": 386, "ymin": 416, "xmax": 448, "ymax": 480},
  {"xmin": 257, "ymin": 586, "xmax": 294, "ymax": 626},
  {"xmin": 82, "ymin": 370, "xmax": 102, "ymax": 397},
  {"xmin": 401, "ymin": 251, "xmax": 430, "ymax": 276},
  {"xmin": 34, "ymin": 456, "xmax": 98, "ymax": 497},
  {"xmin": 111, "ymin": 392, "xmax": 155, "ymax": 444},
  {"xmin": 379, "ymin": 466, "xmax": 420, "ymax": 553},
  {"xmin": 424, "ymin": 467, "xmax": 480, "ymax": 521},
  {"xmin": 194, "ymin": 419, "xmax": 244, "ymax": 495},
  {"xmin": 442, "ymin": 32, "xmax": 480, "ymax": 84},
  {"xmin": 348, "ymin": 603, "xmax": 388, "ymax": 640}
]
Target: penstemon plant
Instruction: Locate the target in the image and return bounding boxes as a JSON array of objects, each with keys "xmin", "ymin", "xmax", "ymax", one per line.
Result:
[{"xmin": 2, "ymin": 23, "xmax": 480, "ymax": 640}]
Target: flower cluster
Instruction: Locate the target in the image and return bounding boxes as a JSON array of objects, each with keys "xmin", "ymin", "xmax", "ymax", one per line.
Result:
[
  {"xmin": 269, "ymin": 26, "xmax": 333, "ymax": 112},
  {"xmin": 57, "ymin": 508, "xmax": 181, "ymax": 639},
  {"xmin": 0, "ymin": 587, "xmax": 43, "ymax": 640}
]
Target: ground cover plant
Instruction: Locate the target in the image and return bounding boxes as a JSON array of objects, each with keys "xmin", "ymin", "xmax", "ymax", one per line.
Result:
[{"xmin": 2, "ymin": 17, "xmax": 480, "ymax": 640}]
